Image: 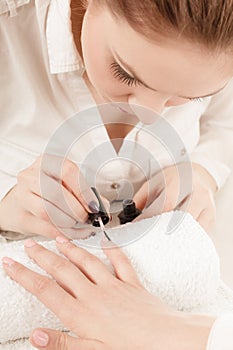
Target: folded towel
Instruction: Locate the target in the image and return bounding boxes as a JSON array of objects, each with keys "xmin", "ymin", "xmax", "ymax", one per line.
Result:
[{"xmin": 0, "ymin": 211, "xmax": 233, "ymax": 349}]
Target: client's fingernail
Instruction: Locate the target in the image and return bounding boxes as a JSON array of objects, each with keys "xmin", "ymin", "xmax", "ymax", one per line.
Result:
[
  {"xmin": 2, "ymin": 256, "xmax": 15, "ymax": 267},
  {"xmin": 32, "ymin": 330, "xmax": 49, "ymax": 346},
  {"xmin": 24, "ymin": 239, "xmax": 37, "ymax": 248},
  {"xmin": 56, "ymin": 235, "xmax": 69, "ymax": 244},
  {"xmin": 88, "ymin": 201, "xmax": 99, "ymax": 213}
]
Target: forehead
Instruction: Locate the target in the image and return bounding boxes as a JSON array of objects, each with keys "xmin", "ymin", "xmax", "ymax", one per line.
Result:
[{"xmin": 99, "ymin": 8, "xmax": 233, "ymax": 96}]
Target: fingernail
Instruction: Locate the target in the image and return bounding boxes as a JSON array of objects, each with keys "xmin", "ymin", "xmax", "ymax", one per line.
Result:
[
  {"xmin": 90, "ymin": 231, "xmax": 96, "ymax": 237},
  {"xmin": 2, "ymin": 256, "xmax": 15, "ymax": 267},
  {"xmin": 88, "ymin": 201, "xmax": 99, "ymax": 213},
  {"xmin": 32, "ymin": 330, "xmax": 49, "ymax": 346},
  {"xmin": 24, "ymin": 239, "xmax": 37, "ymax": 248},
  {"xmin": 56, "ymin": 235, "xmax": 69, "ymax": 244}
]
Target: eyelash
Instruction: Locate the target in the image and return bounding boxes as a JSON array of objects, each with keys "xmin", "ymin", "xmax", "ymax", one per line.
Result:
[
  {"xmin": 189, "ymin": 97, "xmax": 203, "ymax": 103},
  {"xmin": 110, "ymin": 62, "xmax": 141, "ymax": 87},
  {"xmin": 110, "ymin": 61, "xmax": 204, "ymax": 103}
]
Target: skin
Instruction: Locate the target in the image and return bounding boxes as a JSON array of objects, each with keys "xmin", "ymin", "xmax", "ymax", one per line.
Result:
[
  {"xmin": 2, "ymin": 236, "xmax": 216, "ymax": 350},
  {"xmin": 81, "ymin": 2, "xmax": 232, "ymax": 113},
  {"xmin": 0, "ymin": 0, "xmax": 232, "ymax": 236},
  {"xmin": 0, "ymin": 1, "xmax": 232, "ymax": 236},
  {"xmin": 80, "ymin": 1, "xmax": 233, "ymax": 233},
  {"xmin": 1, "ymin": 2, "xmax": 232, "ymax": 347}
]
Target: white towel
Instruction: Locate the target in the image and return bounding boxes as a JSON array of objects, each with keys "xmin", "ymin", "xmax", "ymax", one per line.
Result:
[{"xmin": 0, "ymin": 211, "xmax": 233, "ymax": 350}]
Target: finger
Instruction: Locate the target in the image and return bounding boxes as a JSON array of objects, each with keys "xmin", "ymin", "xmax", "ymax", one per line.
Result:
[
  {"xmin": 176, "ymin": 193, "xmax": 202, "ymax": 219},
  {"xmin": 100, "ymin": 195, "xmax": 111, "ymax": 215},
  {"xmin": 40, "ymin": 155, "xmax": 100, "ymax": 213},
  {"xmin": 23, "ymin": 239, "xmax": 93, "ymax": 298},
  {"xmin": 101, "ymin": 240, "xmax": 141, "ymax": 286},
  {"xmin": 135, "ymin": 181, "xmax": 187, "ymax": 221},
  {"xmin": 197, "ymin": 207, "xmax": 216, "ymax": 234},
  {"xmin": 56, "ymin": 236, "xmax": 115, "ymax": 285},
  {"xmin": 59, "ymin": 227, "xmax": 98, "ymax": 240},
  {"xmin": 133, "ymin": 190, "xmax": 168, "ymax": 221},
  {"xmin": 133, "ymin": 178, "xmax": 163, "ymax": 211},
  {"xmin": 24, "ymin": 209, "xmax": 95, "ymax": 240},
  {"xmin": 24, "ymin": 193, "xmax": 77, "ymax": 228},
  {"xmin": 30, "ymin": 329, "xmax": 106, "ymax": 350},
  {"xmin": 36, "ymin": 173, "xmax": 89, "ymax": 223},
  {"xmin": 1, "ymin": 257, "xmax": 78, "ymax": 328},
  {"xmin": 19, "ymin": 212, "xmax": 64, "ymax": 239},
  {"xmin": 133, "ymin": 182, "xmax": 149, "ymax": 210}
]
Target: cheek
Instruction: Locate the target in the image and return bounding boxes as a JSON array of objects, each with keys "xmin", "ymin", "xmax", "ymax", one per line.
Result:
[
  {"xmin": 166, "ymin": 97, "xmax": 190, "ymax": 107},
  {"xmin": 81, "ymin": 24, "xmax": 128, "ymax": 98}
]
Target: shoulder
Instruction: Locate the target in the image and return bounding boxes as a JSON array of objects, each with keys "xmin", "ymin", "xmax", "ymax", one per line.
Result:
[{"xmin": 0, "ymin": 0, "xmax": 32, "ymax": 17}]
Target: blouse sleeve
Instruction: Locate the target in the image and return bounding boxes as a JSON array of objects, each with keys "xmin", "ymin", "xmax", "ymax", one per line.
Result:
[
  {"xmin": 0, "ymin": 138, "xmax": 38, "ymax": 202},
  {"xmin": 190, "ymin": 79, "xmax": 233, "ymax": 189},
  {"xmin": 207, "ymin": 313, "xmax": 233, "ymax": 350},
  {"xmin": 0, "ymin": 140, "xmax": 37, "ymax": 240}
]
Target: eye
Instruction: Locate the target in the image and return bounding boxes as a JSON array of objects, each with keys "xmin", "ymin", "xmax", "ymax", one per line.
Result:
[
  {"xmin": 109, "ymin": 61, "xmax": 142, "ymax": 87},
  {"xmin": 189, "ymin": 97, "xmax": 204, "ymax": 103}
]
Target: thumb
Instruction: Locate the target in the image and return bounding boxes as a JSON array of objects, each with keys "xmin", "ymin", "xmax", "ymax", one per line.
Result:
[
  {"xmin": 134, "ymin": 178, "xmax": 163, "ymax": 211},
  {"xmin": 30, "ymin": 329, "xmax": 106, "ymax": 350},
  {"xmin": 133, "ymin": 183, "xmax": 149, "ymax": 211},
  {"xmin": 133, "ymin": 190, "xmax": 168, "ymax": 222}
]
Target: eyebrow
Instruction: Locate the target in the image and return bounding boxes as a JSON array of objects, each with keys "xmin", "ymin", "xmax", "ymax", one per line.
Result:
[{"xmin": 113, "ymin": 50, "xmax": 227, "ymax": 99}]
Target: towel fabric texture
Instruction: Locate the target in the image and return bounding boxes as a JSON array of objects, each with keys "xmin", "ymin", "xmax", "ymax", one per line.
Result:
[{"xmin": 0, "ymin": 211, "xmax": 233, "ymax": 349}]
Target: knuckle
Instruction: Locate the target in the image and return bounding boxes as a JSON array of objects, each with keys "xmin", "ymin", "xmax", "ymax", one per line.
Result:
[
  {"xmin": 56, "ymin": 332, "xmax": 68, "ymax": 350},
  {"xmin": 114, "ymin": 253, "xmax": 129, "ymax": 267},
  {"xmin": 66, "ymin": 243, "xmax": 78, "ymax": 255},
  {"xmin": 51, "ymin": 259, "xmax": 68, "ymax": 274},
  {"xmin": 17, "ymin": 169, "xmax": 27, "ymax": 182},
  {"xmin": 81, "ymin": 254, "xmax": 96, "ymax": 270},
  {"xmin": 62, "ymin": 160, "xmax": 78, "ymax": 177},
  {"xmin": 40, "ymin": 209, "xmax": 50, "ymax": 221},
  {"xmin": 14, "ymin": 264, "xmax": 27, "ymax": 277},
  {"xmin": 36, "ymin": 204, "xmax": 50, "ymax": 221},
  {"xmin": 32, "ymin": 276, "xmax": 53, "ymax": 295}
]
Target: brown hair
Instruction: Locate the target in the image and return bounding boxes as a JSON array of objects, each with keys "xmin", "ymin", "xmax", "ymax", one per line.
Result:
[{"xmin": 92, "ymin": 0, "xmax": 233, "ymax": 52}]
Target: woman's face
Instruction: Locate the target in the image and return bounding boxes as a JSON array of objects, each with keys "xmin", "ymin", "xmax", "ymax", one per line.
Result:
[{"xmin": 81, "ymin": 2, "xmax": 233, "ymax": 120}]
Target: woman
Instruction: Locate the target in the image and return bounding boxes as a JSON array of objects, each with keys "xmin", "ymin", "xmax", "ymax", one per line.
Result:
[
  {"xmin": 2, "ymin": 235, "xmax": 232, "ymax": 350},
  {"xmin": 0, "ymin": 0, "xmax": 232, "ymax": 239},
  {"xmin": 1, "ymin": 1, "xmax": 233, "ymax": 347}
]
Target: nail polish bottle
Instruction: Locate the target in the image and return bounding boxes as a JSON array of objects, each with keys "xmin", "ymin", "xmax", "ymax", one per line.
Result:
[
  {"xmin": 118, "ymin": 199, "xmax": 141, "ymax": 225},
  {"xmin": 88, "ymin": 187, "xmax": 110, "ymax": 227}
]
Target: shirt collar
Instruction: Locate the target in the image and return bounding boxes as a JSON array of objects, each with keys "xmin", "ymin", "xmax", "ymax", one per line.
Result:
[{"xmin": 46, "ymin": 0, "xmax": 85, "ymax": 74}]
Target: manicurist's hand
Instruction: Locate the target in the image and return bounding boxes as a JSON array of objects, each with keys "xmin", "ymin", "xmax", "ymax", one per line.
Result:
[
  {"xmin": 0, "ymin": 154, "xmax": 106, "ymax": 239},
  {"xmin": 2, "ymin": 236, "xmax": 214, "ymax": 350},
  {"xmin": 133, "ymin": 162, "xmax": 217, "ymax": 233}
]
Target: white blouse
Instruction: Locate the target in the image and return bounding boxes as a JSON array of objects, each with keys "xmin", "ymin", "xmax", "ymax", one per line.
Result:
[
  {"xmin": 207, "ymin": 313, "xmax": 233, "ymax": 350},
  {"xmin": 1, "ymin": 1, "xmax": 233, "ymax": 347},
  {"xmin": 1, "ymin": 0, "xmax": 233, "ymax": 203}
]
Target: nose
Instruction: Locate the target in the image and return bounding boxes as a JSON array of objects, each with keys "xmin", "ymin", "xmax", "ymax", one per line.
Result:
[{"xmin": 128, "ymin": 93, "xmax": 170, "ymax": 124}]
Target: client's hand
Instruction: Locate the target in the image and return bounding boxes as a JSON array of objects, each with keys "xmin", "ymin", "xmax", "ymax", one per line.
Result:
[
  {"xmin": 133, "ymin": 162, "xmax": 217, "ymax": 233},
  {"xmin": 2, "ymin": 236, "xmax": 214, "ymax": 350}
]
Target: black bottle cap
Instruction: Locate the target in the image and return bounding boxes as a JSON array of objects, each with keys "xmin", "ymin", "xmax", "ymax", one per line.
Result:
[
  {"xmin": 118, "ymin": 199, "xmax": 141, "ymax": 224},
  {"xmin": 88, "ymin": 187, "xmax": 110, "ymax": 227},
  {"xmin": 122, "ymin": 199, "xmax": 137, "ymax": 215}
]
